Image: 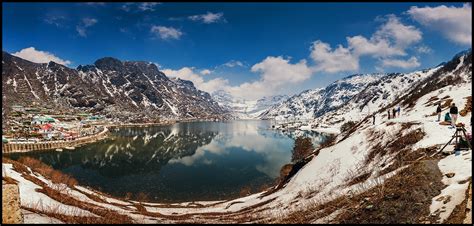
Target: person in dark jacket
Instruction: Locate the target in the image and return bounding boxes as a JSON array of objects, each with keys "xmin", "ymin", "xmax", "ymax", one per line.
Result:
[
  {"xmin": 392, "ymin": 108, "xmax": 397, "ymax": 119},
  {"xmin": 387, "ymin": 109, "xmax": 391, "ymax": 119},
  {"xmin": 436, "ymin": 103, "xmax": 442, "ymax": 122},
  {"xmin": 449, "ymin": 103, "xmax": 459, "ymax": 127},
  {"xmin": 373, "ymin": 114, "xmax": 376, "ymax": 125}
]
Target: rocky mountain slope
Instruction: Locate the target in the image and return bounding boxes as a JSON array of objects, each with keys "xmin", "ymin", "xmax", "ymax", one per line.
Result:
[
  {"xmin": 261, "ymin": 49, "xmax": 472, "ymax": 133},
  {"xmin": 259, "ymin": 73, "xmax": 384, "ymax": 120},
  {"xmin": 2, "ymin": 52, "xmax": 228, "ymax": 121}
]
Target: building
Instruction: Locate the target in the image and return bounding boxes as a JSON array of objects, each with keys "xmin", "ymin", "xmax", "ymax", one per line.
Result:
[{"xmin": 31, "ymin": 115, "xmax": 57, "ymax": 125}]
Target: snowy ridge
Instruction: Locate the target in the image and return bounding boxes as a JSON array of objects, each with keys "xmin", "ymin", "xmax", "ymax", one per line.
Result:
[
  {"xmin": 2, "ymin": 49, "xmax": 472, "ymax": 223},
  {"xmin": 2, "ymin": 52, "xmax": 229, "ymax": 121},
  {"xmin": 212, "ymin": 90, "xmax": 289, "ymax": 119},
  {"xmin": 260, "ymin": 73, "xmax": 384, "ymax": 120}
]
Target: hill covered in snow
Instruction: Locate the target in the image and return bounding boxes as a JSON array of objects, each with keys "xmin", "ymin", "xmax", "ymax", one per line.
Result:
[
  {"xmin": 212, "ymin": 90, "xmax": 288, "ymax": 119},
  {"xmin": 2, "ymin": 49, "xmax": 471, "ymax": 224},
  {"xmin": 2, "ymin": 52, "xmax": 229, "ymax": 122}
]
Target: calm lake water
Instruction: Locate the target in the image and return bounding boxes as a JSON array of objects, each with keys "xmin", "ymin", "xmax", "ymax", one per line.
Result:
[{"xmin": 8, "ymin": 120, "xmax": 328, "ymax": 202}]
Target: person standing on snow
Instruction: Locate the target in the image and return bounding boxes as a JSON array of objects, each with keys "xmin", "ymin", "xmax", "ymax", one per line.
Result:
[
  {"xmin": 392, "ymin": 108, "xmax": 397, "ymax": 119},
  {"xmin": 449, "ymin": 103, "xmax": 459, "ymax": 128},
  {"xmin": 387, "ymin": 109, "xmax": 391, "ymax": 119},
  {"xmin": 397, "ymin": 106, "xmax": 401, "ymax": 117},
  {"xmin": 373, "ymin": 114, "xmax": 376, "ymax": 125},
  {"xmin": 436, "ymin": 103, "xmax": 442, "ymax": 122}
]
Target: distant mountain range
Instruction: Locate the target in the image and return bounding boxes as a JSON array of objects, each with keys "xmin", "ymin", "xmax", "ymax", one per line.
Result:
[
  {"xmin": 3, "ymin": 49, "xmax": 471, "ymax": 125},
  {"xmin": 211, "ymin": 90, "xmax": 289, "ymax": 119},
  {"xmin": 2, "ymin": 52, "xmax": 229, "ymax": 122}
]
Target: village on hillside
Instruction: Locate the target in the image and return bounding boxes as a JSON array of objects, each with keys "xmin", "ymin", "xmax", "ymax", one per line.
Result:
[{"xmin": 2, "ymin": 103, "xmax": 108, "ymax": 145}]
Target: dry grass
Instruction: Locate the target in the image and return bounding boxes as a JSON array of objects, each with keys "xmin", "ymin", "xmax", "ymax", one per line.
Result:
[
  {"xmin": 17, "ymin": 157, "xmax": 77, "ymax": 187},
  {"xmin": 365, "ymin": 124, "xmax": 425, "ymax": 165},
  {"xmin": 460, "ymin": 96, "xmax": 472, "ymax": 116},
  {"xmin": 347, "ymin": 172, "xmax": 372, "ymax": 186},
  {"xmin": 441, "ymin": 98, "xmax": 454, "ymax": 108},
  {"xmin": 333, "ymin": 160, "xmax": 445, "ymax": 224},
  {"xmin": 424, "ymin": 96, "xmax": 440, "ymax": 107},
  {"xmin": 2, "ymin": 176, "xmax": 19, "ymax": 185},
  {"xmin": 23, "ymin": 204, "xmax": 106, "ymax": 224},
  {"xmin": 3, "ymin": 157, "xmax": 134, "ymax": 224}
]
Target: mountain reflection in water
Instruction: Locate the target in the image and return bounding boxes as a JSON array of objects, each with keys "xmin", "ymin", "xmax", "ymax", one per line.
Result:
[{"xmin": 8, "ymin": 120, "xmax": 328, "ymax": 203}]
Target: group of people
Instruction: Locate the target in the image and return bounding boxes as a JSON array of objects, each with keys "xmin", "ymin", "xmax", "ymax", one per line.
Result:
[
  {"xmin": 372, "ymin": 106, "xmax": 402, "ymax": 125},
  {"xmin": 436, "ymin": 102, "xmax": 459, "ymax": 128},
  {"xmin": 387, "ymin": 106, "xmax": 401, "ymax": 119}
]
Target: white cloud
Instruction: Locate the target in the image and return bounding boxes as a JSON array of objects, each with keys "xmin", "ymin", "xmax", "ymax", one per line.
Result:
[
  {"xmin": 44, "ymin": 15, "xmax": 67, "ymax": 28},
  {"xmin": 415, "ymin": 45, "xmax": 432, "ymax": 54},
  {"xmin": 162, "ymin": 67, "xmax": 229, "ymax": 93},
  {"xmin": 138, "ymin": 3, "xmax": 161, "ymax": 11},
  {"xmin": 310, "ymin": 40, "xmax": 359, "ymax": 73},
  {"xmin": 83, "ymin": 2, "xmax": 105, "ymax": 6},
  {"xmin": 188, "ymin": 12, "xmax": 225, "ymax": 24},
  {"xmin": 381, "ymin": 56, "xmax": 420, "ymax": 69},
  {"xmin": 120, "ymin": 3, "xmax": 161, "ymax": 12},
  {"xmin": 374, "ymin": 15, "xmax": 422, "ymax": 49},
  {"xmin": 82, "ymin": 18, "xmax": 97, "ymax": 27},
  {"xmin": 12, "ymin": 47, "xmax": 71, "ymax": 66},
  {"xmin": 200, "ymin": 69, "xmax": 212, "ymax": 75},
  {"xmin": 223, "ymin": 60, "xmax": 244, "ymax": 68},
  {"xmin": 347, "ymin": 35, "xmax": 405, "ymax": 57},
  {"xmin": 227, "ymin": 56, "xmax": 312, "ymax": 100},
  {"xmin": 407, "ymin": 3, "xmax": 472, "ymax": 45},
  {"xmin": 150, "ymin": 26, "xmax": 183, "ymax": 40},
  {"xmin": 311, "ymin": 15, "xmax": 424, "ymax": 72},
  {"xmin": 76, "ymin": 17, "xmax": 98, "ymax": 37}
]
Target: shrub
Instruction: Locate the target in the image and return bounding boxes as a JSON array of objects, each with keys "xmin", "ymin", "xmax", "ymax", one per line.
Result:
[
  {"xmin": 17, "ymin": 157, "xmax": 77, "ymax": 187},
  {"xmin": 239, "ymin": 185, "xmax": 252, "ymax": 197},
  {"xmin": 340, "ymin": 121, "xmax": 357, "ymax": 133},
  {"xmin": 291, "ymin": 136, "xmax": 314, "ymax": 163}
]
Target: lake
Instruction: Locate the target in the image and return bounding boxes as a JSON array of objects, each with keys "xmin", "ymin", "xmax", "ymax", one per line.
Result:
[{"xmin": 7, "ymin": 120, "xmax": 329, "ymax": 203}]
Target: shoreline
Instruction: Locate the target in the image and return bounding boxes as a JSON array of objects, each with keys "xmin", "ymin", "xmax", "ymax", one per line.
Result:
[{"xmin": 2, "ymin": 127, "xmax": 109, "ymax": 154}]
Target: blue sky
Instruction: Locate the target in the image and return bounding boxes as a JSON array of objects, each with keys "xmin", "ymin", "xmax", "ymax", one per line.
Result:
[{"xmin": 3, "ymin": 2, "xmax": 472, "ymax": 100}]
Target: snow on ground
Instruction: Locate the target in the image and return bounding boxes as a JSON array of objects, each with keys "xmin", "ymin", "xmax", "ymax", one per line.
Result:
[
  {"xmin": 2, "ymin": 72, "xmax": 471, "ymax": 223},
  {"xmin": 2, "ymin": 164, "xmax": 97, "ymax": 217},
  {"xmin": 22, "ymin": 209, "xmax": 64, "ymax": 224},
  {"xmin": 430, "ymin": 149, "xmax": 472, "ymax": 223}
]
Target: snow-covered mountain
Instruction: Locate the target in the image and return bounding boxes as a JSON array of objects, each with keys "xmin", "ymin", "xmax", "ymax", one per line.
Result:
[
  {"xmin": 260, "ymin": 49, "xmax": 472, "ymax": 133},
  {"xmin": 2, "ymin": 52, "xmax": 229, "ymax": 121},
  {"xmin": 260, "ymin": 73, "xmax": 385, "ymax": 120},
  {"xmin": 212, "ymin": 90, "xmax": 289, "ymax": 119}
]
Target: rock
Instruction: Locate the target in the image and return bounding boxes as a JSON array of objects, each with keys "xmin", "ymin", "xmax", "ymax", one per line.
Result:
[
  {"xmin": 2, "ymin": 183, "xmax": 23, "ymax": 224},
  {"xmin": 445, "ymin": 173, "xmax": 455, "ymax": 178},
  {"xmin": 365, "ymin": 204, "xmax": 374, "ymax": 210}
]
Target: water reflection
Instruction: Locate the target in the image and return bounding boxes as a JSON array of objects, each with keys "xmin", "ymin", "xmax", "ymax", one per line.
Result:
[{"xmin": 8, "ymin": 120, "xmax": 327, "ymax": 202}]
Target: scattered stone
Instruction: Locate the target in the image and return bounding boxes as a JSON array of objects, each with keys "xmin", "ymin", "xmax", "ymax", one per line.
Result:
[
  {"xmin": 365, "ymin": 204, "xmax": 374, "ymax": 210},
  {"xmin": 443, "ymin": 196, "xmax": 451, "ymax": 204},
  {"xmin": 445, "ymin": 173, "xmax": 455, "ymax": 178}
]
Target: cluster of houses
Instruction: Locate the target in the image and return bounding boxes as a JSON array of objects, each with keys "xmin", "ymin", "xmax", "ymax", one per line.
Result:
[{"xmin": 2, "ymin": 105, "xmax": 107, "ymax": 143}]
